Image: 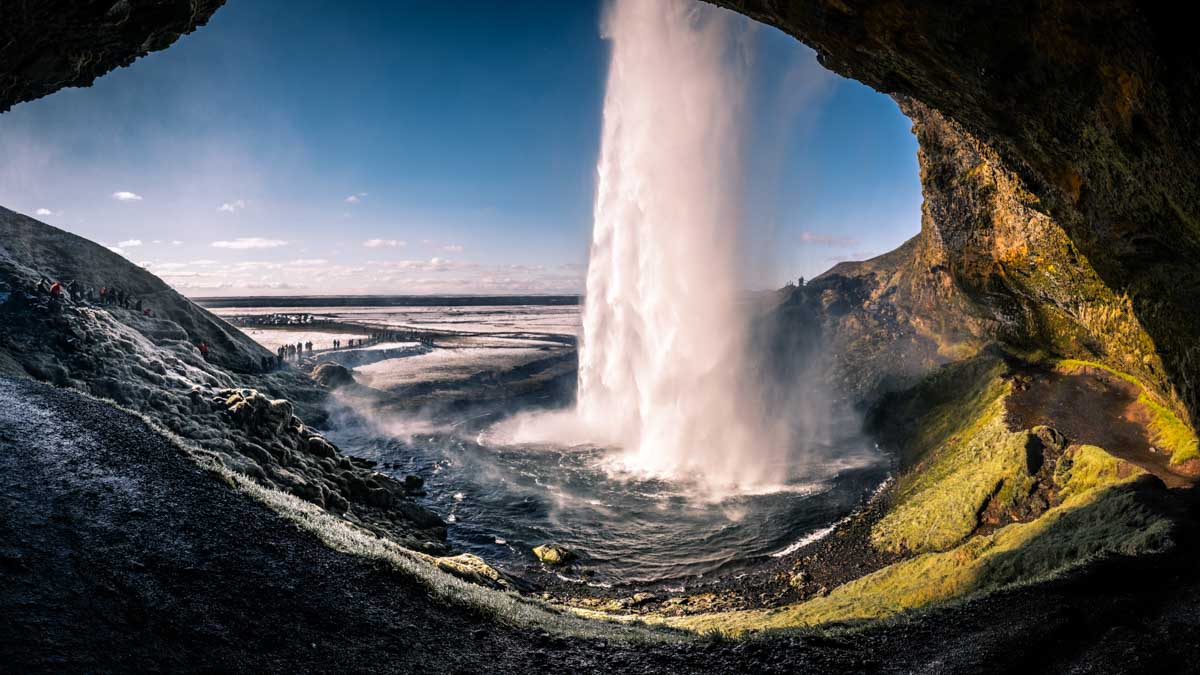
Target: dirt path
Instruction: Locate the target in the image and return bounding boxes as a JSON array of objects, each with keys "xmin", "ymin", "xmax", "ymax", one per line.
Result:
[
  {"xmin": 4, "ymin": 375, "xmax": 1200, "ymax": 673},
  {"xmin": 1005, "ymin": 365, "xmax": 1193, "ymax": 488}
]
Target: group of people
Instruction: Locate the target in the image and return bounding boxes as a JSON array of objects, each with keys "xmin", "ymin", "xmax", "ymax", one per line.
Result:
[
  {"xmin": 33, "ymin": 276, "xmax": 154, "ymax": 317},
  {"xmin": 356, "ymin": 329, "xmax": 436, "ymax": 347},
  {"xmin": 95, "ymin": 285, "xmax": 139, "ymax": 310},
  {"xmin": 277, "ymin": 341, "xmax": 314, "ymax": 362}
]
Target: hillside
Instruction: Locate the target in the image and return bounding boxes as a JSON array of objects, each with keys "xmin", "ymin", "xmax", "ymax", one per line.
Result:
[{"xmin": 0, "ymin": 207, "xmax": 448, "ymax": 550}]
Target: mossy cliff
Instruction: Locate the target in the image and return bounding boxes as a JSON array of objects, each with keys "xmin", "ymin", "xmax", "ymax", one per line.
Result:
[
  {"xmin": 778, "ymin": 97, "xmax": 1181, "ymax": 430},
  {"xmin": 713, "ymin": 0, "xmax": 1200, "ymax": 427}
]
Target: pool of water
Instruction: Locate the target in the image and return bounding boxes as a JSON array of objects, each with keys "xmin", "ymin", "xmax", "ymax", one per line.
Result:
[{"xmin": 330, "ymin": 421, "xmax": 889, "ymax": 587}]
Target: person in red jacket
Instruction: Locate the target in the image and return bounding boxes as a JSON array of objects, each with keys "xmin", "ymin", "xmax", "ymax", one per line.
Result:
[{"xmin": 198, "ymin": 342, "xmax": 210, "ymax": 361}]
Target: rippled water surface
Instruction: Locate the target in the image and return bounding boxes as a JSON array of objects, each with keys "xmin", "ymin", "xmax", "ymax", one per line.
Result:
[
  {"xmin": 331, "ymin": 424, "xmax": 888, "ymax": 586},
  {"xmin": 220, "ymin": 300, "xmax": 890, "ymax": 586}
]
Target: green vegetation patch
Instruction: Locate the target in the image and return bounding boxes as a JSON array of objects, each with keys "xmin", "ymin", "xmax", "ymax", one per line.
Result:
[
  {"xmin": 869, "ymin": 354, "xmax": 1032, "ymax": 554},
  {"xmin": 1055, "ymin": 444, "xmax": 1131, "ymax": 499},
  {"xmin": 665, "ymin": 457, "xmax": 1169, "ymax": 636},
  {"xmin": 1139, "ymin": 394, "xmax": 1200, "ymax": 466},
  {"xmin": 870, "ymin": 354, "xmax": 1008, "ymax": 470},
  {"xmin": 871, "ymin": 405, "xmax": 1032, "ymax": 554}
]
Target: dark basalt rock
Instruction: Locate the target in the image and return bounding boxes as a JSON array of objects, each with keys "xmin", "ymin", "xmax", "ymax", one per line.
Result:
[{"xmin": 0, "ymin": 0, "xmax": 226, "ymax": 113}]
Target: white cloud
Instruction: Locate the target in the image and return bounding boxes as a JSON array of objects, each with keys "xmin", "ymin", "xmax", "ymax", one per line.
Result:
[
  {"xmin": 345, "ymin": 192, "xmax": 368, "ymax": 204},
  {"xmin": 171, "ymin": 240, "xmax": 183, "ymax": 246},
  {"xmin": 289, "ymin": 258, "xmax": 328, "ymax": 265},
  {"xmin": 217, "ymin": 199, "xmax": 247, "ymax": 213},
  {"xmin": 117, "ymin": 239, "xmax": 143, "ymax": 248},
  {"xmin": 35, "ymin": 208, "xmax": 54, "ymax": 216},
  {"xmin": 800, "ymin": 231, "xmax": 859, "ymax": 247},
  {"xmin": 112, "ymin": 191, "xmax": 143, "ymax": 202},
  {"xmin": 152, "ymin": 239, "xmax": 162, "ymax": 244},
  {"xmin": 363, "ymin": 238, "xmax": 405, "ymax": 248},
  {"xmin": 210, "ymin": 237, "xmax": 288, "ymax": 250},
  {"xmin": 441, "ymin": 244, "xmax": 464, "ymax": 253}
]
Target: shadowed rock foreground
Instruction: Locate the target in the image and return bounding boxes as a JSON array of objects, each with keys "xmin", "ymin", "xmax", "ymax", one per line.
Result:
[{"xmin": 3, "ymin": 375, "xmax": 1200, "ymax": 673}]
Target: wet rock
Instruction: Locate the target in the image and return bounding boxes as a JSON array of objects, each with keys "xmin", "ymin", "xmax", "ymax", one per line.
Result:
[
  {"xmin": 532, "ymin": 543, "xmax": 576, "ymax": 565},
  {"xmin": 1032, "ymin": 425, "xmax": 1068, "ymax": 452},
  {"xmin": 622, "ymin": 592, "xmax": 657, "ymax": 608},
  {"xmin": 305, "ymin": 436, "xmax": 337, "ymax": 459},
  {"xmin": 432, "ymin": 553, "xmax": 518, "ymax": 591}
]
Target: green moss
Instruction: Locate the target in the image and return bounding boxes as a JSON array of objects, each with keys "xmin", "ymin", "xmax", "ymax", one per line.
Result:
[
  {"xmin": 1056, "ymin": 445, "xmax": 1136, "ymax": 499},
  {"xmin": 1057, "ymin": 358, "xmax": 1144, "ymax": 388},
  {"xmin": 871, "ymin": 403, "xmax": 1032, "ymax": 554},
  {"xmin": 870, "ymin": 354, "xmax": 1008, "ymax": 470},
  {"xmin": 664, "ymin": 472, "xmax": 1168, "ymax": 636},
  {"xmin": 1138, "ymin": 394, "xmax": 1200, "ymax": 465},
  {"xmin": 869, "ymin": 354, "xmax": 1031, "ymax": 554}
]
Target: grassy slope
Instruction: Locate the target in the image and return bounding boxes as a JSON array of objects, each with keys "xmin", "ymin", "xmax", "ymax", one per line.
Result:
[
  {"xmin": 660, "ymin": 357, "xmax": 1174, "ymax": 636},
  {"xmin": 868, "ymin": 355, "xmax": 1030, "ymax": 554}
]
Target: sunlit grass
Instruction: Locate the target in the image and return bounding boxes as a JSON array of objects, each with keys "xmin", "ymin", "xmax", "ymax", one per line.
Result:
[{"xmin": 663, "ymin": 454, "xmax": 1170, "ymax": 636}]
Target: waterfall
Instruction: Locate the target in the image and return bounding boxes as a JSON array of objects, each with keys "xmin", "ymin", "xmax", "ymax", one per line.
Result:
[
  {"xmin": 489, "ymin": 0, "xmax": 803, "ymax": 493},
  {"xmin": 571, "ymin": 0, "xmax": 789, "ymax": 489}
]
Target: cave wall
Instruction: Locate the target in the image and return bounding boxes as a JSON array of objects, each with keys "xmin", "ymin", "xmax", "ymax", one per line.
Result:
[
  {"xmin": 902, "ymin": 98, "xmax": 1164, "ymax": 388},
  {"xmin": 0, "ymin": 0, "xmax": 225, "ymax": 113},
  {"xmin": 714, "ymin": 0, "xmax": 1200, "ymax": 423}
]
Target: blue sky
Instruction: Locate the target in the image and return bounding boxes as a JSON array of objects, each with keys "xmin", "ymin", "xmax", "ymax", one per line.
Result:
[{"xmin": 0, "ymin": 0, "xmax": 921, "ymax": 296}]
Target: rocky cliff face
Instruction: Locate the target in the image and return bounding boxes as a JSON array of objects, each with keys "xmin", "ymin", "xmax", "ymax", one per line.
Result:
[
  {"xmin": 780, "ymin": 95, "xmax": 1169, "ymax": 411},
  {"xmin": 713, "ymin": 0, "xmax": 1200, "ymax": 424},
  {"xmin": 0, "ymin": 208, "xmax": 448, "ymax": 551},
  {"xmin": 0, "ymin": 0, "xmax": 225, "ymax": 113},
  {"xmin": 901, "ymin": 98, "xmax": 1162, "ymax": 380}
]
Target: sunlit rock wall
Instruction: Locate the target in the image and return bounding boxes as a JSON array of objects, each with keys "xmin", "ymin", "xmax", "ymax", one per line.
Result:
[{"xmin": 716, "ymin": 0, "xmax": 1200, "ymax": 423}]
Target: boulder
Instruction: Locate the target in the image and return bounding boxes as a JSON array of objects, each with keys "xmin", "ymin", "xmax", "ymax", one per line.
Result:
[
  {"xmin": 311, "ymin": 362, "xmax": 355, "ymax": 390},
  {"xmin": 305, "ymin": 436, "xmax": 338, "ymax": 459},
  {"xmin": 433, "ymin": 553, "xmax": 518, "ymax": 591},
  {"xmin": 1032, "ymin": 425, "xmax": 1068, "ymax": 452},
  {"xmin": 532, "ymin": 543, "xmax": 576, "ymax": 565}
]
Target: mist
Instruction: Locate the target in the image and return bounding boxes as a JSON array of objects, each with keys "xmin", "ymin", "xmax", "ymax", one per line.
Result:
[{"xmin": 485, "ymin": 0, "xmax": 845, "ymax": 495}]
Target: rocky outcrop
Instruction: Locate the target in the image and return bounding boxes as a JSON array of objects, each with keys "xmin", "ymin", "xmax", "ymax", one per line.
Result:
[
  {"xmin": 0, "ymin": 209, "xmax": 447, "ymax": 551},
  {"xmin": 711, "ymin": 0, "xmax": 1200, "ymax": 425},
  {"xmin": 311, "ymin": 362, "xmax": 356, "ymax": 390},
  {"xmin": 532, "ymin": 543, "xmax": 576, "ymax": 566},
  {"xmin": 0, "ymin": 0, "xmax": 225, "ymax": 113}
]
